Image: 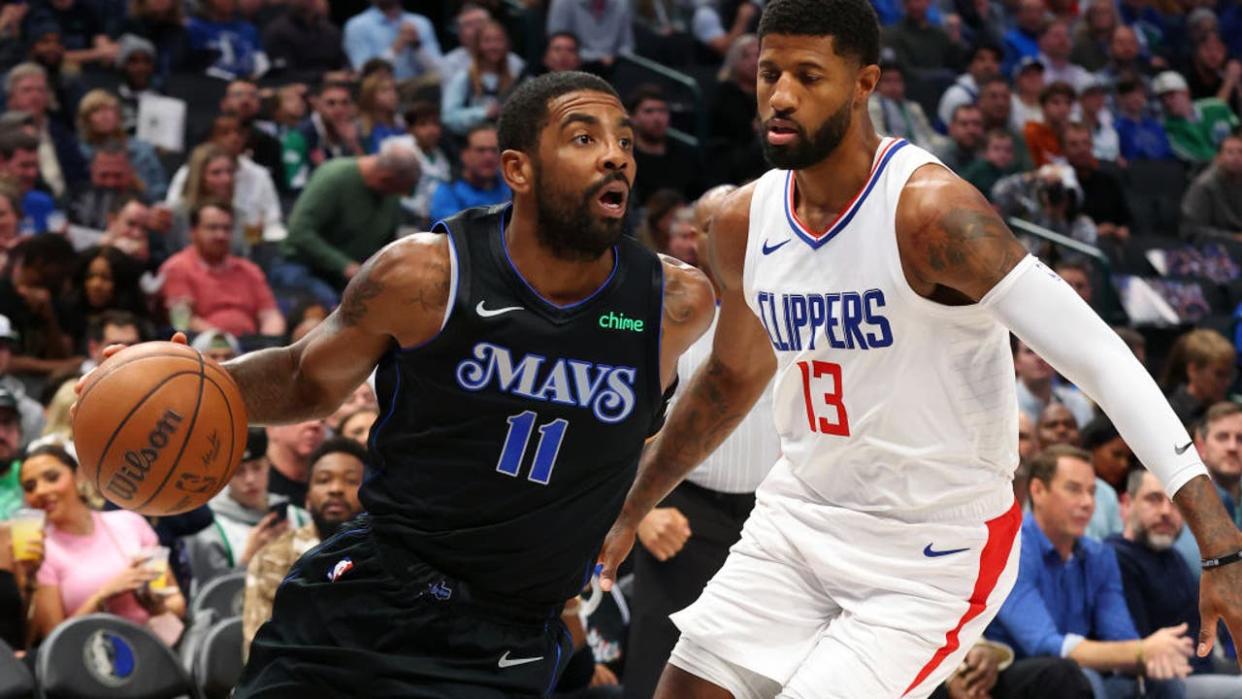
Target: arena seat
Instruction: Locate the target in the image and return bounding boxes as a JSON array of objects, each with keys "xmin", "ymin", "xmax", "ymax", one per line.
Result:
[
  {"xmin": 191, "ymin": 572, "xmax": 246, "ymax": 622},
  {"xmin": 0, "ymin": 638, "xmax": 34, "ymax": 699},
  {"xmin": 35, "ymin": 614, "xmax": 193, "ymax": 699},
  {"xmin": 192, "ymin": 617, "xmax": 243, "ymax": 699},
  {"xmin": 1122, "ymin": 159, "xmax": 1188, "ymax": 237}
]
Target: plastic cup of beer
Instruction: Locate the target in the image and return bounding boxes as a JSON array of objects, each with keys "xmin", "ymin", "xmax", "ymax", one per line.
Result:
[
  {"xmin": 141, "ymin": 546, "xmax": 173, "ymax": 595},
  {"xmin": 9, "ymin": 508, "xmax": 44, "ymax": 563}
]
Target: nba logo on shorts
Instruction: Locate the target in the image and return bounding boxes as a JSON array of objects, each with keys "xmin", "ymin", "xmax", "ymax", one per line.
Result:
[{"xmin": 328, "ymin": 557, "xmax": 354, "ymax": 582}]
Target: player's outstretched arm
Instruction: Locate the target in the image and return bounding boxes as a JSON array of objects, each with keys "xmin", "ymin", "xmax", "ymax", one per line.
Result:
[
  {"xmin": 897, "ymin": 165, "xmax": 1242, "ymax": 663},
  {"xmin": 598, "ymin": 184, "xmax": 776, "ymax": 590},
  {"xmin": 224, "ymin": 234, "xmax": 451, "ymax": 425}
]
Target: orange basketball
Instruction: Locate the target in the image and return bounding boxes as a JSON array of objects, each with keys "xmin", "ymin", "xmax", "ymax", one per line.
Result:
[{"xmin": 72, "ymin": 341, "xmax": 249, "ymax": 516}]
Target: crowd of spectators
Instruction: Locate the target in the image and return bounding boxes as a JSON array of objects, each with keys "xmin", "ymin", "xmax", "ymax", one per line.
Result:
[{"xmin": 0, "ymin": 0, "xmax": 1231, "ymax": 696}]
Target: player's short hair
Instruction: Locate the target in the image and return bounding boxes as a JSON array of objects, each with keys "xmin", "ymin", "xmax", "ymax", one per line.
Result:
[
  {"xmin": 497, "ymin": 71, "xmax": 619, "ymax": 156},
  {"xmin": 1196, "ymin": 402, "xmax": 1242, "ymax": 440},
  {"xmin": 309, "ymin": 436, "xmax": 369, "ymax": 474},
  {"xmin": 1028, "ymin": 444, "xmax": 1091, "ymax": 491},
  {"xmin": 1039, "ymin": 81, "xmax": 1076, "ymax": 105},
  {"xmin": 757, "ymin": 0, "xmax": 880, "ymax": 67}
]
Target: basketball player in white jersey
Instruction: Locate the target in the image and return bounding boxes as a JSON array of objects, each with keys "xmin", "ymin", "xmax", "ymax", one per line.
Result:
[{"xmin": 595, "ymin": 0, "xmax": 1242, "ymax": 696}]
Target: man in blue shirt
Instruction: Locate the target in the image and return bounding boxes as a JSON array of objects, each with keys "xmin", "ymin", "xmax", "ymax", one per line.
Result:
[
  {"xmin": 986, "ymin": 445, "xmax": 1194, "ymax": 699},
  {"xmin": 1110, "ymin": 469, "xmax": 1242, "ymax": 697},
  {"xmin": 1114, "ymin": 78, "xmax": 1176, "ymax": 162},
  {"xmin": 429, "ymin": 123, "xmax": 511, "ymax": 223},
  {"xmin": 0, "ymin": 130, "xmax": 57, "ymax": 234},
  {"xmin": 1003, "ymin": 0, "xmax": 1044, "ymax": 75},
  {"xmin": 343, "ymin": 0, "xmax": 441, "ymax": 82}
]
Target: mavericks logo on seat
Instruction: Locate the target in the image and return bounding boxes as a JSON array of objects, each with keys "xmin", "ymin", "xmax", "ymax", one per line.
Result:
[{"xmin": 83, "ymin": 629, "xmax": 137, "ymax": 687}]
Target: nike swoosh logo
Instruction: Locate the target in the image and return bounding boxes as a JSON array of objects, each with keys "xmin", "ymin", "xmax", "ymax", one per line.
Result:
[
  {"xmin": 476, "ymin": 301, "xmax": 523, "ymax": 318},
  {"xmin": 923, "ymin": 544, "xmax": 970, "ymax": 558},
  {"xmin": 1175, "ymin": 441, "xmax": 1193, "ymax": 455},
  {"xmin": 498, "ymin": 651, "xmax": 544, "ymax": 668},
  {"xmin": 761, "ymin": 239, "xmax": 790, "ymax": 255}
]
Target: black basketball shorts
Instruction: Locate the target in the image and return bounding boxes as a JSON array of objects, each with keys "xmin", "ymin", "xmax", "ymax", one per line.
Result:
[{"xmin": 235, "ymin": 516, "xmax": 573, "ymax": 698}]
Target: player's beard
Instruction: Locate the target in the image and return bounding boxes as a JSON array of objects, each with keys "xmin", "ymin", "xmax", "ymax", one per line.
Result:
[
  {"xmin": 761, "ymin": 98, "xmax": 853, "ymax": 170},
  {"xmin": 532, "ymin": 161, "xmax": 627, "ymax": 262}
]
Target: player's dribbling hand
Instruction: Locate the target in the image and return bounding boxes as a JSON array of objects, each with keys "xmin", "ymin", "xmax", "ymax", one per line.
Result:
[
  {"xmin": 636, "ymin": 507, "xmax": 692, "ymax": 561},
  {"xmin": 71, "ymin": 333, "xmax": 189, "ymax": 419}
]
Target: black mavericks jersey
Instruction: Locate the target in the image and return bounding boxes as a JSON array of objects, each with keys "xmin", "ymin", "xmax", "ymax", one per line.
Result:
[{"xmin": 360, "ymin": 204, "xmax": 665, "ymax": 607}]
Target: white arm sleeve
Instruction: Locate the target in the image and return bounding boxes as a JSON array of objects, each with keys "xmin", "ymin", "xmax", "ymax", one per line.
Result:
[{"xmin": 982, "ymin": 255, "xmax": 1209, "ymax": 497}]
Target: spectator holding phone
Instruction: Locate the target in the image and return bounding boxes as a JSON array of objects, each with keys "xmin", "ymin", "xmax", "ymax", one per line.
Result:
[{"xmin": 187, "ymin": 428, "xmax": 310, "ymax": 591}]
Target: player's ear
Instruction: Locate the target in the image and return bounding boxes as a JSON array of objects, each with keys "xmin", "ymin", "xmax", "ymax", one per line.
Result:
[
  {"xmin": 856, "ymin": 63, "xmax": 880, "ymax": 100},
  {"xmin": 501, "ymin": 149, "xmax": 534, "ymax": 195}
]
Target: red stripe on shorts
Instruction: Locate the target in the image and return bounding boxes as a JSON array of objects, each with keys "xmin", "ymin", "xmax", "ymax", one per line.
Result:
[{"xmin": 901, "ymin": 500, "xmax": 1022, "ymax": 697}]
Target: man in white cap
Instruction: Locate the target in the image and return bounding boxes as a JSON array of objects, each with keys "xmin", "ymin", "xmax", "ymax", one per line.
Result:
[{"xmin": 1153, "ymin": 70, "xmax": 1239, "ymax": 166}]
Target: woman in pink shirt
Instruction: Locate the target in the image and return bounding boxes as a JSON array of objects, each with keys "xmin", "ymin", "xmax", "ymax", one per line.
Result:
[{"xmin": 21, "ymin": 445, "xmax": 186, "ymax": 642}]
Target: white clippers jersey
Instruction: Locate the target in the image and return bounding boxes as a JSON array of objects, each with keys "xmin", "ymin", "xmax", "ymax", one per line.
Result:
[{"xmin": 742, "ymin": 138, "xmax": 1017, "ymax": 522}]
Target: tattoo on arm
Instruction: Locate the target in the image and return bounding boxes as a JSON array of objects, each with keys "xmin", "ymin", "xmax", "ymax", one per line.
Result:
[
  {"xmin": 1175, "ymin": 475, "xmax": 1241, "ymax": 557},
  {"xmin": 663, "ymin": 274, "xmax": 694, "ymax": 325},
  {"xmin": 924, "ymin": 208, "xmax": 1026, "ymax": 289},
  {"xmin": 340, "ymin": 275, "xmax": 384, "ymax": 326}
]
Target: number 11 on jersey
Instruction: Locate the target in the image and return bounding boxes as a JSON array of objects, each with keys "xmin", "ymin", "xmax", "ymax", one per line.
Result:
[
  {"xmin": 497, "ymin": 411, "xmax": 569, "ymax": 485},
  {"xmin": 798, "ymin": 360, "xmax": 850, "ymax": 436}
]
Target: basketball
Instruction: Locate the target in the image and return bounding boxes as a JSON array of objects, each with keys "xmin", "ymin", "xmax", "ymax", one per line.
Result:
[{"xmin": 72, "ymin": 341, "xmax": 249, "ymax": 516}]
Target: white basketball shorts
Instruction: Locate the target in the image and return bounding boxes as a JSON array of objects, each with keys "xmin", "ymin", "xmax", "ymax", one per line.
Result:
[{"xmin": 669, "ymin": 461, "xmax": 1022, "ymax": 699}]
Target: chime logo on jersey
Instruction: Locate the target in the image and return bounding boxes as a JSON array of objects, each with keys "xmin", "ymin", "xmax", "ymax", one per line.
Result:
[
  {"xmin": 455, "ymin": 342, "xmax": 638, "ymax": 423},
  {"xmin": 755, "ymin": 289, "xmax": 894, "ymax": 352}
]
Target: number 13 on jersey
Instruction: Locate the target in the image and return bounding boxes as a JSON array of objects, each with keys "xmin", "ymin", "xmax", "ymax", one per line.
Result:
[{"xmin": 798, "ymin": 360, "xmax": 850, "ymax": 436}]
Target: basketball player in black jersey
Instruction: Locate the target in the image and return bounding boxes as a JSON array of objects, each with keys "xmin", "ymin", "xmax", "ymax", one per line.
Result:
[
  {"xmin": 84, "ymin": 73, "xmax": 714, "ymax": 697},
  {"xmin": 231, "ymin": 72, "xmax": 714, "ymax": 697}
]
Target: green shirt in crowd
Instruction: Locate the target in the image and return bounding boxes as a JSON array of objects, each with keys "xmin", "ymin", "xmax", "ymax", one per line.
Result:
[
  {"xmin": 282, "ymin": 158, "xmax": 401, "ymax": 283},
  {"xmin": 0, "ymin": 461, "xmax": 23, "ymax": 520},
  {"xmin": 1163, "ymin": 98, "xmax": 1239, "ymax": 164}
]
